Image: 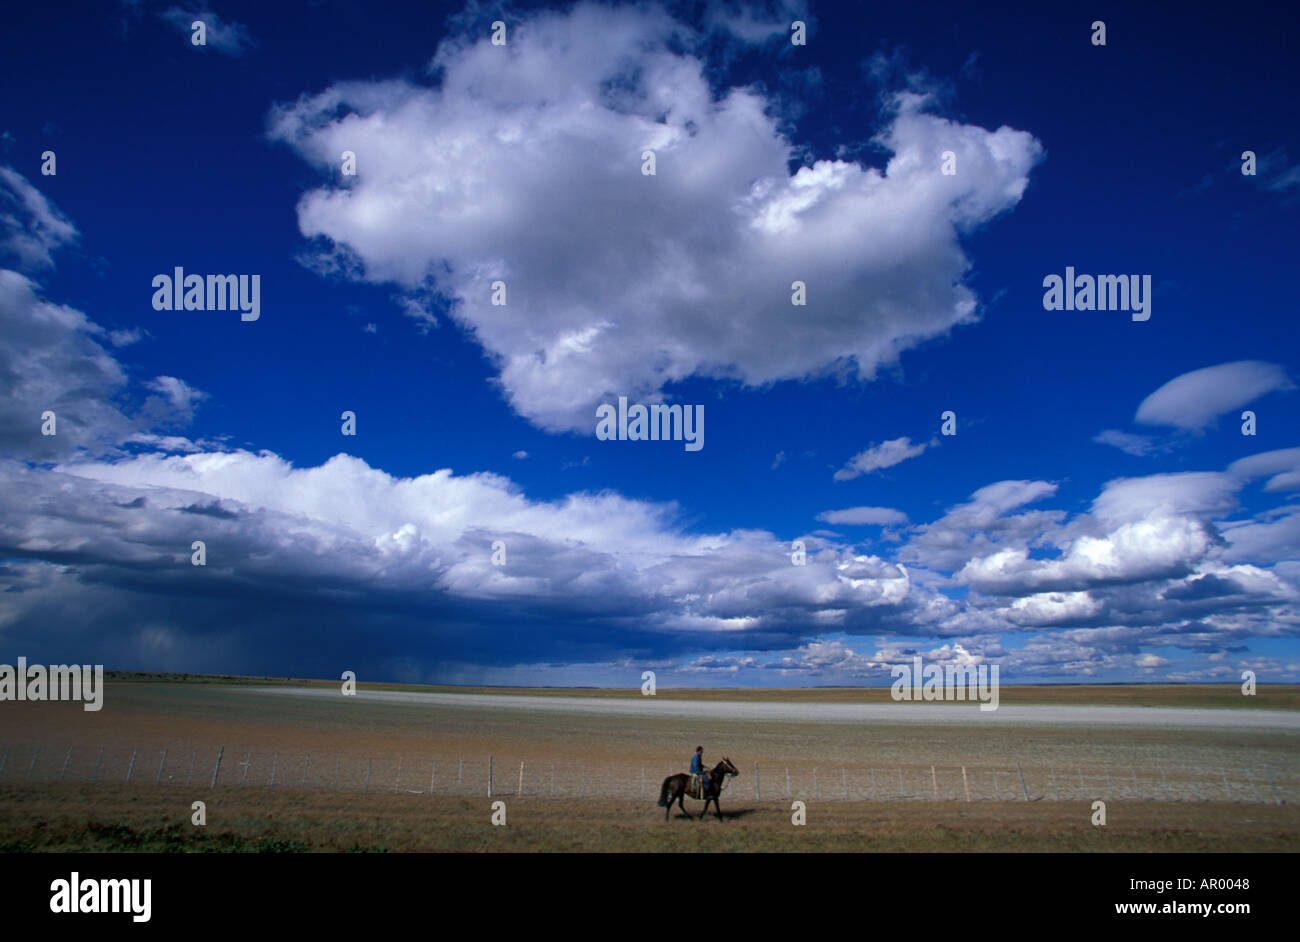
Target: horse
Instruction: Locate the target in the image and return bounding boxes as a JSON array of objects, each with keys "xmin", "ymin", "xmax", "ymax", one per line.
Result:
[{"xmin": 657, "ymin": 756, "xmax": 739, "ymax": 820}]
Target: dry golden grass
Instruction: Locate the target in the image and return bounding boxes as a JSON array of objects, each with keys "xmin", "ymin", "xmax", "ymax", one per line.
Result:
[{"xmin": 1, "ymin": 784, "xmax": 1296, "ymax": 852}]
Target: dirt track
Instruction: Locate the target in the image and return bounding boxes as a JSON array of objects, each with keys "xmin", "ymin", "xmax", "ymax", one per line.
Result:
[{"xmin": 247, "ymin": 686, "xmax": 1300, "ymax": 729}]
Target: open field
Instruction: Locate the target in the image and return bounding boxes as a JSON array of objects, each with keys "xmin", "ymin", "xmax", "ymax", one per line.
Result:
[
  {"xmin": 1, "ymin": 785, "xmax": 1298, "ymax": 852},
  {"xmin": 1, "ymin": 681, "xmax": 1297, "ymax": 851}
]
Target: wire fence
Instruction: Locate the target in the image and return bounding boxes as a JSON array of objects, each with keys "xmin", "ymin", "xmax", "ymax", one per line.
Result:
[{"xmin": 1, "ymin": 743, "xmax": 1293, "ymax": 804}]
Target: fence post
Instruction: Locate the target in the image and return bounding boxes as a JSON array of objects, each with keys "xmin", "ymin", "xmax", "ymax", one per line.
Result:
[
  {"xmin": 755, "ymin": 763, "xmax": 760, "ymax": 800},
  {"xmin": 241, "ymin": 753, "xmax": 251, "ymax": 785},
  {"xmin": 60, "ymin": 746, "xmax": 73, "ymax": 783},
  {"xmin": 930, "ymin": 765, "xmax": 937, "ymax": 800},
  {"xmin": 125, "ymin": 748, "xmax": 136, "ymax": 784},
  {"xmin": 1222, "ymin": 768, "xmax": 1231, "ymax": 801},
  {"xmin": 813, "ymin": 767, "xmax": 818, "ymax": 800},
  {"xmin": 270, "ymin": 752, "xmax": 278, "ymax": 787},
  {"xmin": 488, "ymin": 755, "xmax": 493, "ymax": 798},
  {"xmin": 1159, "ymin": 766, "xmax": 1169, "ymax": 800},
  {"xmin": 155, "ymin": 749, "xmax": 166, "ymax": 785},
  {"xmin": 550, "ymin": 762, "xmax": 554, "ymax": 798},
  {"xmin": 870, "ymin": 768, "xmax": 876, "ymax": 801},
  {"xmin": 430, "ymin": 760, "xmax": 436, "ymax": 795},
  {"xmin": 1050, "ymin": 766, "xmax": 1059, "ymax": 801},
  {"xmin": 365, "ymin": 758, "xmax": 372, "ymax": 792},
  {"xmin": 844, "ymin": 768, "xmax": 849, "ymax": 800},
  {"xmin": 897, "ymin": 767, "xmax": 904, "ymax": 798},
  {"xmin": 993, "ymin": 770, "xmax": 1000, "ymax": 800},
  {"xmin": 786, "ymin": 767, "xmax": 791, "ymax": 800},
  {"xmin": 962, "ymin": 766, "xmax": 970, "ymax": 802},
  {"xmin": 1017, "ymin": 762, "xmax": 1030, "ymax": 801},
  {"xmin": 334, "ymin": 756, "xmax": 340, "ymax": 791},
  {"xmin": 27, "ymin": 746, "xmax": 41, "ymax": 783},
  {"xmin": 1266, "ymin": 767, "xmax": 1282, "ymax": 806},
  {"xmin": 395, "ymin": 757, "xmax": 403, "ymax": 793},
  {"xmin": 303, "ymin": 754, "xmax": 310, "ymax": 788},
  {"xmin": 457, "ymin": 759, "xmax": 463, "ymax": 794},
  {"xmin": 211, "ymin": 746, "xmax": 223, "ymax": 788},
  {"xmin": 518, "ymin": 761, "xmax": 524, "ymax": 797}
]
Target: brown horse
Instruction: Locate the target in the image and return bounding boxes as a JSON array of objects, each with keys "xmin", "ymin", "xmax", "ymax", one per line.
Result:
[{"xmin": 657, "ymin": 757, "xmax": 739, "ymax": 820}]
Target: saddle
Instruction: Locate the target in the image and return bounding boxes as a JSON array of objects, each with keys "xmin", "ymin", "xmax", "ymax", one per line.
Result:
[{"xmin": 687, "ymin": 774, "xmax": 708, "ymax": 799}]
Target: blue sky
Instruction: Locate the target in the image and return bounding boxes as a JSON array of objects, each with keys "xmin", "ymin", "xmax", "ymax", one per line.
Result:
[{"xmin": 1, "ymin": 0, "xmax": 1298, "ymax": 686}]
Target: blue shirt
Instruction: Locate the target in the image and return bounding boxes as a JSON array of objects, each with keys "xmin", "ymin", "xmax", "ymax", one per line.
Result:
[{"xmin": 690, "ymin": 754, "xmax": 704, "ymax": 775}]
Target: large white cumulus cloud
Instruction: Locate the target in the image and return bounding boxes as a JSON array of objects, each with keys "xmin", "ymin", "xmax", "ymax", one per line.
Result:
[{"xmin": 267, "ymin": 2, "xmax": 1043, "ymax": 431}]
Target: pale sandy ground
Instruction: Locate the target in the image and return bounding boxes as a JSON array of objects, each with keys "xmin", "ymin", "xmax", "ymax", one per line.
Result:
[{"xmin": 247, "ymin": 686, "xmax": 1300, "ymax": 729}]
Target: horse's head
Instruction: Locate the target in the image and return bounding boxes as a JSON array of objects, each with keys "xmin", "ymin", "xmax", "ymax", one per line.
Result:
[{"xmin": 718, "ymin": 756, "xmax": 739, "ymax": 777}]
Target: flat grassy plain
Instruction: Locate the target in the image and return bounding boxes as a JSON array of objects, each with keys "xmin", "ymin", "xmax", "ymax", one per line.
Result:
[
  {"xmin": 1, "ymin": 680, "xmax": 1296, "ymax": 852},
  {"xmin": 2, "ymin": 785, "xmax": 1297, "ymax": 852}
]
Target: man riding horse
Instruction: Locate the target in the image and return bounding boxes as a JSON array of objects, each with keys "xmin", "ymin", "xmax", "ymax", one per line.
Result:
[{"xmin": 658, "ymin": 752, "xmax": 739, "ymax": 820}]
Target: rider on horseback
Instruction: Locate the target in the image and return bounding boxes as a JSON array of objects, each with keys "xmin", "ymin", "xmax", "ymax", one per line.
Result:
[
  {"xmin": 658, "ymin": 753, "xmax": 736, "ymax": 819},
  {"xmin": 689, "ymin": 746, "xmax": 710, "ymax": 795}
]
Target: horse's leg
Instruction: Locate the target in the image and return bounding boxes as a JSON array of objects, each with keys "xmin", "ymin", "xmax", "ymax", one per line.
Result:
[{"xmin": 665, "ymin": 783, "xmax": 672, "ymax": 821}]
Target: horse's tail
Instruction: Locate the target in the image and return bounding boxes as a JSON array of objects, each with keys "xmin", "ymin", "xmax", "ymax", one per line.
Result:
[{"xmin": 657, "ymin": 776, "xmax": 670, "ymax": 807}]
